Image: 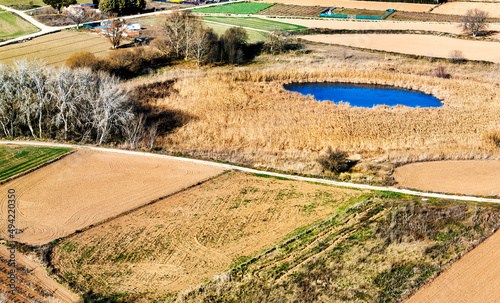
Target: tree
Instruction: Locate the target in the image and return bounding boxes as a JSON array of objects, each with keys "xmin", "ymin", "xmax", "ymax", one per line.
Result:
[
  {"xmin": 98, "ymin": 0, "xmax": 145, "ymax": 15},
  {"xmin": 191, "ymin": 26, "xmax": 218, "ymax": 66},
  {"xmin": 221, "ymin": 27, "xmax": 248, "ymax": 64},
  {"xmin": 43, "ymin": 0, "xmax": 76, "ymax": 12},
  {"xmin": 155, "ymin": 10, "xmax": 187, "ymax": 58},
  {"xmin": 104, "ymin": 13, "xmax": 123, "ymax": 49},
  {"xmin": 64, "ymin": 6, "xmax": 99, "ymax": 29},
  {"xmin": 461, "ymin": 9, "xmax": 489, "ymax": 37}
]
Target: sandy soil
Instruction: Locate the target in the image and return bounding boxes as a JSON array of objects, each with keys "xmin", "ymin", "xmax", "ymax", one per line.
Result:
[
  {"xmin": 0, "ymin": 150, "xmax": 224, "ymax": 245},
  {"xmin": 0, "ymin": 245, "xmax": 80, "ymax": 302},
  {"xmin": 273, "ymin": 17, "xmax": 500, "ymax": 38},
  {"xmin": 298, "ymin": 34, "xmax": 500, "ymax": 63},
  {"xmin": 52, "ymin": 172, "xmax": 365, "ymax": 302},
  {"xmin": 260, "ymin": 0, "xmax": 436, "ymax": 12},
  {"xmin": 393, "ymin": 161, "xmax": 500, "ymax": 197},
  {"xmin": 432, "ymin": 2, "xmax": 500, "ymax": 18},
  {"xmin": 405, "ymin": 228, "xmax": 500, "ymax": 303}
]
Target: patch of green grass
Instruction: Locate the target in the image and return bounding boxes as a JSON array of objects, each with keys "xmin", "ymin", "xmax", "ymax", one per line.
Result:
[
  {"xmin": 203, "ymin": 16, "xmax": 307, "ymax": 31},
  {"xmin": 193, "ymin": 2, "xmax": 273, "ymax": 14},
  {"xmin": 0, "ymin": 11, "xmax": 39, "ymax": 41},
  {"xmin": 203, "ymin": 20, "xmax": 268, "ymax": 42},
  {"xmin": 0, "ymin": 145, "xmax": 72, "ymax": 181}
]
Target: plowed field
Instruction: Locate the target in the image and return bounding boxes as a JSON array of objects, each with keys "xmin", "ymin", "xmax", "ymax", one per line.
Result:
[
  {"xmin": 432, "ymin": 2, "xmax": 500, "ymax": 18},
  {"xmin": 394, "ymin": 161, "xmax": 500, "ymax": 197},
  {"xmin": 405, "ymin": 229, "xmax": 500, "ymax": 303},
  {"xmin": 52, "ymin": 171, "xmax": 366, "ymax": 302},
  {"xmin": 260, "ymin": 0, "xmax": 435, "ymax": 13},
  {"xmin": 0, "ymin": 150, "xmax": 224, "ymax": 245},
  {"xmin": 257, "ymin": 4, "xmax": 329, "ymax": 17}
]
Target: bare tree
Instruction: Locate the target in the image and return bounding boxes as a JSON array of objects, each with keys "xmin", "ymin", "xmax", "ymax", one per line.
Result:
[
  {"xmin": 123, "ymin": 113, "xmax": 145, "ymax": 149},
  {"xmin": 191, "ymin": 26, "xmax": 217, "ymax": 66},
  {"xmin": 104, "ymin": 13, "xmax": 123, "ymax": 49},
  {"xmin": 156, "ymin": 10, "xmax": 187, "ymax": 58},
  {"xmin": 461, "ymin": 9, "xmax": 489, "ymax": 37},
  {"xmin": 64, "ymin": 6, "xmax": 99, "ymax": 29},
  {"xmin": 0, "ymin": 64, "xmax": 16, "ymax": 137}
]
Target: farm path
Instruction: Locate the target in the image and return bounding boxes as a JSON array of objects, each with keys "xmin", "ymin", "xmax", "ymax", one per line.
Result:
[{"xmin": 2, "ymin": 140, "xmax": 500, "ymax": 204}]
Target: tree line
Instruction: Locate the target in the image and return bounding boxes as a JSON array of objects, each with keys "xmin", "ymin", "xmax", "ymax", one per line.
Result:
[{"xmin": 0, "ymin": 61, "xmax": 137, "ymax": 145}]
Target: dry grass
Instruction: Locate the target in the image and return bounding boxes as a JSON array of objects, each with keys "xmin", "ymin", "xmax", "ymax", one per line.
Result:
[{"xmin": 131, "ymin": 47, "xmax": 500, "ymax": 178}]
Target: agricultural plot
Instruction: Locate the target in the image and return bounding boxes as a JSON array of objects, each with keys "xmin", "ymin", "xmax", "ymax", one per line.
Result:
[
  {"xmin": 204, "ymin": 21, "xmax": 268, "ymax": 42},
  {"xmin": 256, "ymin": 4, "xmax": 329, "ymax": 17},
  {"xmin": 0, "ymin": 145, "xmax": 71, "ymax": 181},
  {"xmin": 202, "ymin": 16, "xmax": 307, "ymax": 31},
  {"xmin": 193, "ymin": 2, "xmax": 273, "ymax": 14},
  {"xmin": 432, "ymin": 2, "xmax": 500, "ymax": 19},
  {"xmin": 52, "ymin": 171, "xmax": 366, "ymax": 302},
  {"xmin": 0, "ymin": 245, "xmax": 79, "ymax": 302},
  {"xmin": 0, "ymin": 150, "xmax": 224, "ymax": 245},
  {"xmin": 259, "ymin": 0, "xmax": 435, "ymax": 13},
  {"xmin": 0, "ymin": 0, "xmax": 86, "ymax": 9},
  {"xmin": 299, "ymin": 34, "xmax": 500, "ymax": 63},
  {"xmin": 0, "ymin": 11, "xmax": 39, "ymax": 41},
  {"xmin": 178, "ymin": 195, "xmax": 500, "ymax": 303},
  {"xmin": 0, "ymin": 30, "xmax": 110, "ymax": 65},
  {"xmin": 394, "ymin": 161, "xmax": 500, "ymax": 197},
  {"xmin": 406, "ymin": 228, "xmax": 500, "ymax": 303}
]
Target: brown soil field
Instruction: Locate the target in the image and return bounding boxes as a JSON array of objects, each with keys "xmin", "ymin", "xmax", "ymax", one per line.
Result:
[
  {"xmin": 298, "ymin": 34, "xmax": 500, "ymax": 63},
  {"xmin": 259, "ymin": 0, "xmax": 436, "ymax": 12},
  {"xmin": 405, "ymin": 228, "xmax": 500, "ymax": 303},
  {"xmin": 277, "ymin": 17, "xmax": 500, "ymax": 38},
  {"xmin": 432, "ymin": 2, "xmax": 500, "ymax": 18},
  {"xmin": 257, "ymin": 4, "xmax": 329, "ymax": 17},
  {"xmin": 0, "ymin": 245, "xmax": 80, "ymax": 302},
  {"xmin": 0, "ymin": 30, "xmax": 110, "ymax": 66},
  {"xmin": 0, "ymin": 150, "xmax": 224, "ymax": 245},
  {"xmin": 52, "ymin": 171, "xmax": 366, "ymax": 302},
  {"xmin": 393, "ymin": 160, "xmax": 500, "ymax": 197}
]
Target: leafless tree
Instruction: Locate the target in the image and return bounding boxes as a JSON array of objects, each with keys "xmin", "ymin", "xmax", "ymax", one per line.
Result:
[
  {"xmin": 191, "ymin": 26, "xmax": 217, "ymax": 66},
  {"xmin": 104, "ymin": 13, "xmax": 124, "ymax": 49},
  {"xmin": 64, "ymin": 6, "xmax": 99, "ymax": 29},
  {"xmin": 461, "ymin": 9, "xmax": 489, "ymax": 37},
  {"xmin": 51, "ymin": 67, "xmax": 82, "ymax": 140},
  {"xmin": 13, "ymin": 61, "xmax": 37, "ymax": 138},
  {"xmin": 123, "ymin": 113, "xmax": 145, "ymax": 149},
  {"xmin": 156, "ymin": 10, "xmax": 186, "ymax": 58}
]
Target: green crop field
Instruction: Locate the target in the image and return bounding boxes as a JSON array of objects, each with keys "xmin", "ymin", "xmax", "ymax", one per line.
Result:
[
  {"xmin": 204, "ymin": 20, "xmax": 268, "ymax": 42},
  {"xmin": 0, "ymin": 11, "xmax": 39, "ymax": 41},
  {"xmin": 203, "ymin": 16, "xmax": 307, "ymax": 31},
  {"xmin": 193, "ymin": 2, "xmax": 273, "ymax": 14},
  {"xmin": 0, "ymin": 145, "xmax": 72, "ymax": 181}
]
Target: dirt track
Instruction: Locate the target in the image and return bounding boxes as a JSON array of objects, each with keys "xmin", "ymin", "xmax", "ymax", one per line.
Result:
[
  {"xmin": 394, "ymin": 161, "xmax": 500, "ymax": 197},
  {"xmin": 0, "ymin": 150, "xmax": 223, "ymax": 245},
  {"xmin": 405, "ymin": 228, "xmax": 500, "ymax": 303},
  {"xmin": 274, "ymin": 17, "xmax": 500, "ymax": 39},
  {"xmin": 298, "ymin": 34, "xmax": 500, "ymax": 63},
  {"xmin": 261, "ymin": 0, "xmax": 435, "ymax": 12},
  {"xmin": 432, "ymin": 2, "xmax": 500, "ymax": 18}
]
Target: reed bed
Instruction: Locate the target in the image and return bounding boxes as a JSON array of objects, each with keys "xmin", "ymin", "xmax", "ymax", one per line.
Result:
[{"xmin": 131, "ymin": 52, "xmax": 500, "ymax": 176}]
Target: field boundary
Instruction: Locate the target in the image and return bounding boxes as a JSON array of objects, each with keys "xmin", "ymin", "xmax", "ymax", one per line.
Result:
[
  {"xmin": 1, "ymin": 140, "xmax": 499, "ymax": 203},
  {"xmin": 0, "ymin": 148, "xmax": 75, "ymax": 185}
]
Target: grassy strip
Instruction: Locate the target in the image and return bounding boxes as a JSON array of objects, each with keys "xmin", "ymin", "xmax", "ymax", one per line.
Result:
[
  {"xmin": 193, "ymin": 2, "xmax": 273, "ymax": 14},
  {"xmin": 0, "ymin": 11, "xmax": 39, "ymax": 40},
  {"xmin": 177, "ymin": 194, "xmax": 500, "ymax": 303},
  {"xmin": 0, "ymin": 145, "xmax": 72, "ymax": 181},
  {"xmin": 202, "ymin": 16, "xmax": 306, "ymax": 31}
]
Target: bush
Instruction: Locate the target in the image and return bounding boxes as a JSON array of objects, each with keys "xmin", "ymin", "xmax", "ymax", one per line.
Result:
[
  {"xmin": 482, "ymin": 130, "xmax": 500, "ymax": 148},
  {"xmin": 449, "ymin": 50, "xmax": 465, "ymax": 63},
  {"xmin": 434, "ymin": 65, "xmax": 450, "ymax": 79},
  {"xmin": 317, "ymin": 148, "xmax": 350, "ymax": 173}
]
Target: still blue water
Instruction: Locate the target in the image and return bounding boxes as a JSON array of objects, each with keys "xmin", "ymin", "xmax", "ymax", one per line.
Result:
[{"xmin": 284, "ymin": 82, "xmax": 442, "ymax": 108}]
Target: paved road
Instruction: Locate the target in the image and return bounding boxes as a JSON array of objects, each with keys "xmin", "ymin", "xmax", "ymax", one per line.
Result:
[{"xmin": 2, "ymin": 140, "xmax": 500, "ymax": 204}]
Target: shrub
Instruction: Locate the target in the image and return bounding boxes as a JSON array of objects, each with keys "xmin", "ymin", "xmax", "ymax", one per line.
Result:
[
  {"xmin": 434, "ymin": 65, "xmax": 450, "ymax": 79},
  {"xmin": 449, "ymin": 50, "xmax": 465, "ymax": 63},
  {"xmin": 482, "ymin": 130, "xmax": 500, "ymax": 148},
  {"xmin": 317, "ymin": 148, "xmax": 350, "ymax": 173}
]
